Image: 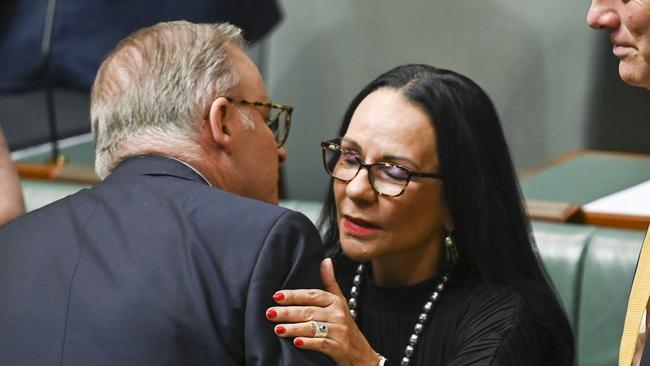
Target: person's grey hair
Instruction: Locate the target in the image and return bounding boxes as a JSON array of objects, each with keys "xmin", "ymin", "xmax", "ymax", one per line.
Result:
[{"xmin": 91, "ymin": 21, "xmax": 247, "ymax": 179}]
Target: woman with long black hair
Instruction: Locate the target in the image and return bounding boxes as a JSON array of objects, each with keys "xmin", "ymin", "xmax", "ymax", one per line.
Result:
[{"xmin": 266, "ymin": 64, "xmax": 574, "ymax": 365}]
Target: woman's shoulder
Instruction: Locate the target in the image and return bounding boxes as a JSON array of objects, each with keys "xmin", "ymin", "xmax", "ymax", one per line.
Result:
[
  {"xmin": 442, "ymin": 280, "xmax": 565, "ymax": 365},
  {"xmin": 445, "ymin": 279, "xmax": 530, "ymax": 328}
]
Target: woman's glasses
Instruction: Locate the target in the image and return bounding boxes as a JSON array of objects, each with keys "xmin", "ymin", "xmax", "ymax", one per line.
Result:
[
  {"xmin": 320, "ymin": 139, "xmax": 443, "ymax": 197},
  {"xmin": 225, "ymin": 97, "xmax": 293, "ymax": 148}
]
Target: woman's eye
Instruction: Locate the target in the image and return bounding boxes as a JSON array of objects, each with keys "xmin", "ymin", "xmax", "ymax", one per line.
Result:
[
  {"xmin": 341, "ymin": 151, "xmax": 360, "ymax": 165},
  {"xmin": 384, "ymin": 166, "xmax": 409, "ymax": 181}
]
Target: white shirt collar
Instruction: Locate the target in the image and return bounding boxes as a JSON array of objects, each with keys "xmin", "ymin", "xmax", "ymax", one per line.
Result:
[{"xmin": 163, "ymin": 156, "xmax": 213, "ymax": 187}]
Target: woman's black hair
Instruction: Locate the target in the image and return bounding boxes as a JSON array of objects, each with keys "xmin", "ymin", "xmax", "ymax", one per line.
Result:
[{"xmin": 318, "ymin": 64, "xmax": 574, "ymax": 364}]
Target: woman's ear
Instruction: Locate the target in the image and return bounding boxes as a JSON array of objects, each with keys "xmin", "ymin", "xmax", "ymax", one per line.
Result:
[
  {"xmin": 206, "ymin": 97, "xmax": 234, "ymax": 153},
  {"xmin": 443, "ymin": 209, "xmax": 454, "ymax": 233},
  {"xmin": 444, "ymin": 224, "xmax": 454, "ymax": 235}
]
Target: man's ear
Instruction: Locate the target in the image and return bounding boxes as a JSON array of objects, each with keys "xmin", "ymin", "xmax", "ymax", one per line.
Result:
[{"xmin": 206, "ymin": 97, "xmax": 235, "ymax": 153}]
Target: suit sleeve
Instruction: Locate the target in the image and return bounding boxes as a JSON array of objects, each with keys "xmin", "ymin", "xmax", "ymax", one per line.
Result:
[{"xmin": 244, "ymin": 210, "xmax": 336, "ymax": 366}]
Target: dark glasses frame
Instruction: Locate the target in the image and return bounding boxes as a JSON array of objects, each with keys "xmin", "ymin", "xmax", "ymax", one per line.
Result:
[{"xmin": 320, "ymin": 139, "xmax": 443, "ymax": 197}]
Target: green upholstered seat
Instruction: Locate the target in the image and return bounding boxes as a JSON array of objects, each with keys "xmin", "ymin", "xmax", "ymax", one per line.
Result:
[
  {"xmin": 533, "ymin": 222, "xmax": 644, "ymax": 366},
  {"xmin": 533, "ymin": 221, "xmax": 593, "ymax": 328},
  {"xmin": 576, "ymin": 227, "xmax": 644, "ymax": 366}
]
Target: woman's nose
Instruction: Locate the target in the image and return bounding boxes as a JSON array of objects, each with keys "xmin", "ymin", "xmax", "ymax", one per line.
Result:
[{"xmin": 345, "ymin": 168, "xmax": 377, "ymax": 203}]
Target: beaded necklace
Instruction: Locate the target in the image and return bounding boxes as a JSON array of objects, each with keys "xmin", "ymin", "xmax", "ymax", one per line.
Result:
[{"xmin": 347, "ymin": 264, "xmax": 450, "ymax": 366}]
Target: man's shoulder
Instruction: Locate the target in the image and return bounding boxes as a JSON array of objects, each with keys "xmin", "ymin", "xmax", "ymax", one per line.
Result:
[
  {"xmin": 195, "ymin": 185, "xmax": 299, "ymax": 224},
  {"xmin": 163, "ymin": 183, "xmax": 317, "ymax": 246}
]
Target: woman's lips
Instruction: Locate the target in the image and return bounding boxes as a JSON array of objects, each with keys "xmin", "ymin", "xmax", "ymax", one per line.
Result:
[{"xmin": 342, "ymin": 216, "xmax": 379, "ymax": 237}]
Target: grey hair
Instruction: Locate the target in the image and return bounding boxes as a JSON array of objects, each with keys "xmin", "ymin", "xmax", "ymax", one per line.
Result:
[{"xmin": 91, "ymin": 21, "xmax": 246, "ymax": 179}]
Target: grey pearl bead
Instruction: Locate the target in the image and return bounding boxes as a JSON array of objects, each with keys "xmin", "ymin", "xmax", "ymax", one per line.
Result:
[
  {"xmin": 356, "ymin": 265, "xmax": 364, "ymax": 274},
  {"xmin": 405, "ymin": 345, "xmax": 414, "ymax": 357},
  {"xmin": 349, "ymin": 309, "xmax": 357, "ymax": 319},
  {"xmin": 350, "ymin": 286, "xmax": 359, "ymax": 297},
  {"xmin": 423, "ymin": 301, "xmax": 433, "ymax": 313},
  {"xmin": 401, "ymin": 357, "xmax": 410, "ymax": 366},
  {"xmin": 353, "ymin": 275, "xmax": 361, "ymax": 286},
  {"xmin": 418, "ymin": 313, "xmax": 428, "ymax": 323},
  {"xmin": 348, "ymin": 298, "xmax": 357, "ymax": 308},
  {"xmin": 409, "ymin": 334, "xmax": 418, "ymax": 345},
  {"xmin": 437, "ymin": 283, "xmax": 444, "ymax": 291},
  {"xmin": 414, "ymin": 323, "xmax": 423, "ymax": 334},
  {"xmin": 430, "ymin": 292, "xmax": 439, "ymax": 301}
]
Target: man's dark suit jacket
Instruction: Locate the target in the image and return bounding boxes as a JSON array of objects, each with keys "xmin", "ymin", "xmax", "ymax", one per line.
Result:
[{"xmin": 0, "ymin": 155, "xmax": 333, "ymax": 365}]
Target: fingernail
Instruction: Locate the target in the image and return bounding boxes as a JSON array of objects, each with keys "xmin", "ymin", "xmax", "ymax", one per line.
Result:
[
  {"xmin": 275, "ymin": 325, "xmax": 286, "ymax": 334},
  {"xmin": 273, "ymin": 292, "xmax": 285, "ymax": 302},
  {"xmin": 266, "ymin": 309, "xmax": 277, "ymax": 319},
  {"xmin": 294, "ymin": 338, "xmax": 303, "ymax": 346}
]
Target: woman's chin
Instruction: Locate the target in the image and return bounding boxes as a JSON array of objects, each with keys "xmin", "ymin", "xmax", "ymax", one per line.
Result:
[{"xmin": 340, "ymin": 240, "xmax": 375, "ymax": 263}]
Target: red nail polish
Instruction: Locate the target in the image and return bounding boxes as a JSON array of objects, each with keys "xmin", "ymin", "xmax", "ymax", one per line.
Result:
[
  {"xmin": 275, "ymin": 325, "xmax": 286, "ymax": 334},
  {"xmin": 266, "ymin": 309, "xmax": 277, "ymax": 319},
  {"xmin": 294, "ymin": 338, "xmax": 303, "ymax": 346},
  {"xmin": 273, "ymin": 292, "xmax": 285, "ymax": 302}
]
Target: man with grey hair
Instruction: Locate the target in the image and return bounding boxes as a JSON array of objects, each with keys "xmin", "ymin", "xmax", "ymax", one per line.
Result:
[
  {"xmin": 0, "ymin": 21, "xmax": 333, "ymax": 365},
  {"xmin": 587, "ymin": 1, "xmax": 650, "ymax": 365}
]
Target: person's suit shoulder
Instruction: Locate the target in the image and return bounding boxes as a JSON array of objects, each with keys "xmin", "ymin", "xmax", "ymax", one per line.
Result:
[{"xmin": 191, "ymin": 185, "xmax": 318, "ymax": 241}]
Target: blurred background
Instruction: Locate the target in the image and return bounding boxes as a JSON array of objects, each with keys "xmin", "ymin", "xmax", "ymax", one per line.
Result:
[
  {"xmin": 3, "ymin": 3, "xmax": 650, "ymax": 363},
  {"xmin": 2, "ymin": 0, "xmax": 649, "ymax": 201}
]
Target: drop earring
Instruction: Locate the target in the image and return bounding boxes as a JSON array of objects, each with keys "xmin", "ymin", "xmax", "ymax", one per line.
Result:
[{"xmin": 445, "ymin": 233, "xmax": 458, "ymax": 263}]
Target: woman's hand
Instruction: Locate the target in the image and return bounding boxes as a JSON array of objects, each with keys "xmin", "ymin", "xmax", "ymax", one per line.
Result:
[{"xmin": 266, "ymin": 258, "xmax": 380, "ymax": 366}]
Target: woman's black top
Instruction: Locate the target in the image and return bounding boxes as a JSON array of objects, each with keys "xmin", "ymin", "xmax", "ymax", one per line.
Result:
[{"xmin": 335, "ymin": 258, "xmax": 560, "ymax": 366}]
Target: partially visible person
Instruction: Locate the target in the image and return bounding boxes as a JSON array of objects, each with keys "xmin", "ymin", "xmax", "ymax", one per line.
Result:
[
  {"xmin": 0, "ymin": 126, "xmax": 24, "ymax": 224},
  {"xmin": 0, "ymin": 0, "xmax": 282, "ymax": 93},
  {"xmin": 266, "ymin": 64, "xmax": 574, "ymax": 365},
  {"xmin": 587, "ymin": 0, "xmax": 650, "ymax": 89},
  {"xmin": 587, "ymin": 2, "xmax": 650, "ymax": 365},
  {"xmin": 1, "ymin": 0, "xmax": 283, "ymax": 163},
  {"xmin": 0, "ymin": 21, "xmax": 333, "ymax": 366}
]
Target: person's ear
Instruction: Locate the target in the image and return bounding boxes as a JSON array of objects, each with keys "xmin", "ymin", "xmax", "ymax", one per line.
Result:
[
  {"xmin": 206, "ymin": 97, "xmax": 235, "ymax": 153},
  {"xmin": 444, "ymin": 223, "xmax": 454, "ymax": 234},
  {"xmin": 443, "ymin": 208, "xmax": 454, "ymax": 233}
]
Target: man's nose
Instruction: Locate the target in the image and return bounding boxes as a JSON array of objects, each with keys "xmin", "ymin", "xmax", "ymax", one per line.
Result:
[{"xmin": 587, "ymin": 1, "xmax": 619, "ymax": 30}]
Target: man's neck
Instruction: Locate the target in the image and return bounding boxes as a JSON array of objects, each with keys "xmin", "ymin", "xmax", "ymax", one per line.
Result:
[{"xmin": 163, "ymin": 156, "xmax": 213, "ymax": 187}]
